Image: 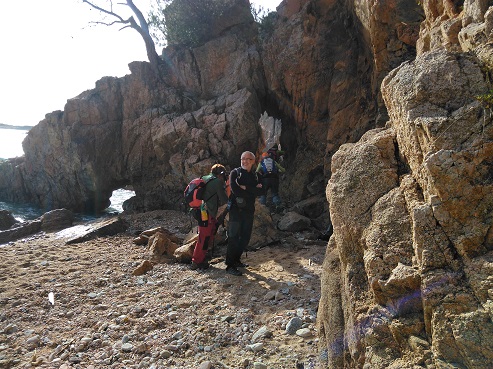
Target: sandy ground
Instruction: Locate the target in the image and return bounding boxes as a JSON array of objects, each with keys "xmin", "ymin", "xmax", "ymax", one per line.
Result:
[{"xmin": 0, "ymin": 210, "xmax": 326, "ymax": 369}]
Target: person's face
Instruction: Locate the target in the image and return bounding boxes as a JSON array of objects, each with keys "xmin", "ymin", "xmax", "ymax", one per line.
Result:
[{"xmin": 240, "ymin": 153, "xmax": 255, "ymax": 171}]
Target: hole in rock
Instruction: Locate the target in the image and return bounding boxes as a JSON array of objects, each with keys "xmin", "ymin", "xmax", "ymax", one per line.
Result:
[{"xmin": 105, "ymin": 187, "xmax": 135, "ymax": 214}]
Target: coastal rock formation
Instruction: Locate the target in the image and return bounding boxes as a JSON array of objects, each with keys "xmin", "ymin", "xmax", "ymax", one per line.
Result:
[
  {"xmin": 0, "ymin": 0, "xmax": 263, "ymax": 215},
  {"xmin": 262, "ymin": 0, "xmax": 423, "ymax": 203},
  {"xmin": 318, "ymin": 20, "xmax": 493, "ymax": 369},
  {"xmin": 0, "ymin": 0, "xmax": 492, "ymax": 367},
  {"xmin": 0, "ymin": 0, "xmax": 419, "ymax": 222},
  {"xmin": 0, "ymin": 209, "xmax": 74, "ymax": 244}
]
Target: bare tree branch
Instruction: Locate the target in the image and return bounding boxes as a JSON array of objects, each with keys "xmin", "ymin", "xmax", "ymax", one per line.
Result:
[
  {"xmin": 81, "ymin": 0, "xmax": 163, "ymax": 72},
  {"xmin": 82, "ymin": 0, "xmax": 126, "ymax": 23}
]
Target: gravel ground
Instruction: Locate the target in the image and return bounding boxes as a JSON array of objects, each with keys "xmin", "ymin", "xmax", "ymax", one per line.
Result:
[{"xmin": 0, "ymin": 210, "xmax": 325, "ymax": 369}]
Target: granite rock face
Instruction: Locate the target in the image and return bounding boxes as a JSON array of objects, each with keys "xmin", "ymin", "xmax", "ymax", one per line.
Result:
[{"xmin": 318, "ymin": 36, "xmax": 493, "ymax": 369}]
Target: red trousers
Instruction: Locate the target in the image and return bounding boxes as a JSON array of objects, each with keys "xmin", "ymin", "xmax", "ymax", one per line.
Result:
[{"xmin": 192, "ymin": 216, "xmax": 217, "ymax": 264}]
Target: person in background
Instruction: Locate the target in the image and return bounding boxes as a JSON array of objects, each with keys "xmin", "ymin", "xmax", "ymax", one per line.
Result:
[
  {"xmin": 226, "ymin": 151, "xmax": 263, "ymax": 276},
  {"xmin": 256, "ymin": 151, "xmax": 285, "ymax": 213},
  {"xmin": 191, "ymin": 164, "xmax": 229, "ymax": 270},
  {"xmin": 267, "ymin": 145, "xmax": 285, "ymax": 162}
]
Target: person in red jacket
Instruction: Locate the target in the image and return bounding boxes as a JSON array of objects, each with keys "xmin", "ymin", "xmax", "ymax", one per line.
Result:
[{"xmin": 191, "ymin": 164, "xmax": 229, "ymax": 270}]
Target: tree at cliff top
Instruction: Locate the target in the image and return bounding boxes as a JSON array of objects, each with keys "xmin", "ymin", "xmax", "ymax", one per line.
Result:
[
  {"xmin": 82, "ymin": 0, "xmax": 162, "ymax": 71},
  {"xmin": 148, "ymin": 0, "xmax": 260, "ymax": 47}
]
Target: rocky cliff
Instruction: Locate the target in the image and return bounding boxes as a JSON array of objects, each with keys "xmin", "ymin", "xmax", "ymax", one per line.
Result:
[
  {"xmin": 0, "ymin": 0, "xmax": 417, "ymax": 220},
  {"xmin": 0, "ymin": 0, "xmax": 492, "ymax": 367},
  {"xmin": 318, "ymin": 1, "xmax": 493, "ymax": 368}
]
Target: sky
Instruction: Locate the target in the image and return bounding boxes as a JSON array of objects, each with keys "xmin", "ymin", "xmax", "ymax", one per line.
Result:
[{"xmin": 0, "ymin": 0, "xmax": 281, "ymax": 127}]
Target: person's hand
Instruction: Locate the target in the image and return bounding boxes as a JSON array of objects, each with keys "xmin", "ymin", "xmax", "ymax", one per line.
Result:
[
  {"xmin": 239, "ymin": 185, "xmax": 246, "ymax": 190},
  {"xmin": 256, "ymin": 183, "xmax": 262, "ymax": 188}
]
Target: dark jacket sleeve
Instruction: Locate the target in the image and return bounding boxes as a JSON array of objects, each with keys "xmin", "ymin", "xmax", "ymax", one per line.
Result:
[
  {"xmin": 231, "ymin": 168, "xmax": 262, "ymax": 198},
  {"xmin": 229, "ymin": 168, "xmax": 245, "ymax": 198},
  {"xmin": 216, "ymin": 179, "xmax": 229, "ymax": 205}
]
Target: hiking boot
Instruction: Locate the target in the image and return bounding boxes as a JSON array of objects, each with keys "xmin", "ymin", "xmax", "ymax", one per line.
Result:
[
  {"xmin": 226, "ymin": 266, "xmax": 242, "ymax": 276},
  {"xmin": 235, "ymin": 261, "xmax": 249, "ymax": 268},
  {"xmin": 190, "ymin": 262, "xmax": 199, "ymax": 270}
]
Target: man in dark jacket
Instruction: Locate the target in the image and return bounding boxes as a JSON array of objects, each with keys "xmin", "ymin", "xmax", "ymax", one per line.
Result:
[
  {"xmin": 226, "ymin": 151, "xmax": 263, "ymax": 276},
  {"xmin": 191, "ymin": 164, "xmax": 229, "ymax": 270}
]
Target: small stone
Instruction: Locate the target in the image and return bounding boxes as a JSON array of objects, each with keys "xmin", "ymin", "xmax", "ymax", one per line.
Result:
[
  {"xmin": 171, "ymin": 331, "xmax": 183, "ymax": 340},
  {"xmin": 168, "ymin": 312, "xmax": 178, "ymax": 320},
  {"xmin": 246, "ymin": 343, "xmax": 264, "ymax": 352},
  {"xmin": 160, "ymin": 350, "xmax": 172, "ymax": 359},
  {"xmin": 163, "ymin": 344, "xmax": 179, "ymax": 351},
  {"xmin": 198, "ymin": 361, "xmax": 213, "ymax": 369},
  {"xmin": 3, "ymin": 325, "xmax": 17, "ymax": 334},
  {"xmin": 253, "ymin": 362, "xmax": 267, "ymax": 369},
  {"xmin": 286, "ymin": 317, "xmax": 303, "ymax": 335},
  {"xmin": 251, "ymin": 326, "xmax": 272, "ymax": 342},
  {"xmin": 68, "ymin": 356, "xmax": 82, "ymax": 363},
  {"xmin": 26, "ymin": 335, "xmax": 40, "ymax": 347},
  {"xmin": 264, "ymin": 290, "xmax": 277, "ymax": 300},
  {"xmin": 121, "ymin": 343, "xmax": 134, "ymax": 352},
  {"xmin": 295, "ymin": 328, "xmax": 312, "ymax": 338}
]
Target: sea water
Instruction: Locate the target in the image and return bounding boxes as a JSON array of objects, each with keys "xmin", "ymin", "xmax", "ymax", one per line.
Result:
[
  {"xmin": 0, "ymin": 127, "xmax": 135, "ymax": 221},
  {"xmin": 0, "ymin": 128, "xmax": 28, "ymax": 159}
]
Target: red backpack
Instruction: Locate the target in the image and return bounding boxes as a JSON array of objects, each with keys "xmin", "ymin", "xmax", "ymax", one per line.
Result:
[{"xmin": 183, "ymin": 176, "xmax": 215, "ymax": 208}]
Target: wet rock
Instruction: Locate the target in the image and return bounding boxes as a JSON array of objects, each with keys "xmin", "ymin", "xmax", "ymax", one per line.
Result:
[
  {"xmin": 40, "ymin": 208, "xmax": 74, "ymax": 232},
  {"xmin": 0, "ymin": 210, "xmax": 17, "ymax": 230},
  {"xmin": 66, "ymin": 217, "xmax": 128, "ymax": 244},
  {"xmin": 0, "ymin": 220, "xmax": 41, "ymax": 244}
]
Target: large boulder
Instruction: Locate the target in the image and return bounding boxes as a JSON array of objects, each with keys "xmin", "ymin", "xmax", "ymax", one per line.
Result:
[
  {"xmin": 40, "ymin": 209, "xmax": 74, "ymax": 232},
  {"xmin": 318, "ymin": 48, "xmax": 493, "ymax": 368}
]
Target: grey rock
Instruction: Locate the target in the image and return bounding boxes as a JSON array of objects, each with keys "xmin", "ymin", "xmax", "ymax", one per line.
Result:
[{"xmin": 286, "ymin": 317, "xmax": 303, "ymax": 335}]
